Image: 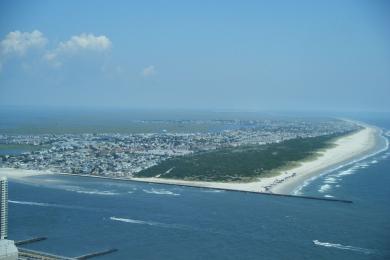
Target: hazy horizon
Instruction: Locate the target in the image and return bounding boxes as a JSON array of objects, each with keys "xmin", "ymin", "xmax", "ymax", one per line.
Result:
[{"xmin": 1, "ymin": 0, "xmax": 390, "ymax": 112}]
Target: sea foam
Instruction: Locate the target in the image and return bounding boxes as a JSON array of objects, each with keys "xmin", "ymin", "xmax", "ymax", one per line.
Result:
[
  {"xmin": 292, "ymin": 134, "xmax": 389, "ymax": 195},
  {"xmin": 318, "ymin": 184, "xmax": 331, "ymax": 193},
  {"xmin": 142, "ymin": 188, "xmax": 180, "ymax": 196},
  {"xmin": 64, "ymin": 186, "xmax": 119, "ymax": 196}
]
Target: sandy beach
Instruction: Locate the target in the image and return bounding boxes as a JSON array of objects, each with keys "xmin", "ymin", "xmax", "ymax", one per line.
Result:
[
  {"xmin": 270, "ymin": 125, "xmax": 383, "ymax": 194},
  {"xmin": 131, "ymin": 124, "xmax": 384, "ymax": 194},
  {"xmin": 0, "ymin": 123, "xmax": 385, "ymax": 195}
]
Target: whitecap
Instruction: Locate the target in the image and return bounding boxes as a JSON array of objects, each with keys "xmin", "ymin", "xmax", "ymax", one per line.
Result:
[
  {"xmin": 324, "ymin": 195, "xmax": 334, "ymax": 198},
  {"xmin": 313, "ymin": 240, "xmax": 373, "ymax": 254},
  {"xmin": 324, "ymin": 177, "xmax": 337, "ymax": 184},
  {"xmin": 318, "ymin": 184, "xmax": 331, "ymax": 193},
  {"xmin": 337, "ymin": 169, "xmax": 356, "ymax": 177},
  {"xmin": 142, "ymin": 188, "xmax": 180, "ymax": 196},
  {"xmin": 358, "ymin": 163, "xmax": 369, "ymax": 168}
]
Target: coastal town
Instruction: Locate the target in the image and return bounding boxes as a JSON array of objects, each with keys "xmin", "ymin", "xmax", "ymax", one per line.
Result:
[{"xmin": 0, "ymin": 119, "xmax": 359, "ymax": 178}]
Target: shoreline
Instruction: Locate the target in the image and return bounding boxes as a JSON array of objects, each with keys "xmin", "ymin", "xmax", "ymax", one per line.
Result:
[
  {"xmin": 274, "ymin": 125, "xmax": 388, "ymax": 194},
  {"xmin": 0, "ymin": 122, "xmax": 388, "ymax": 195},
  {"xmin": 132, "ymin": 123, "xmax": 388, "ymax": 194}
]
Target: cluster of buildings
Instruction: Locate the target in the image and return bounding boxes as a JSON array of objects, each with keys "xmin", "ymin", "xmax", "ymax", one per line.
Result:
[{"xmin": 0, "ymin": 119, "xmax": 358, "ymax": 178}]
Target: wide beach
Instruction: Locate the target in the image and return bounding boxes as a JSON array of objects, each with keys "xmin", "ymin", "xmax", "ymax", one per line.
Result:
[{"xmin": 0, "ymin": 122, "xmax": 386, "ymax": 195}]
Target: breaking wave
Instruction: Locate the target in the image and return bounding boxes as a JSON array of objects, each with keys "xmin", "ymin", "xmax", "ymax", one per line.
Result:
[
  {"xmin": 323, "ymin": 177, "xmax": 337, "ymax": 184},
  {"xmin": 318, "ymin": 184, "xmax": 331, "ymax": 193},
  {"xmin": 313, "ymin": 240, "xmax": 374, "ymax": 254},
  {"xmin": 293, "ymin": 136, "xmax": 389, "ymax": 195},
  {"xmin": 142, "ymin": 188, "xmax": 180, "ymax": 196}
]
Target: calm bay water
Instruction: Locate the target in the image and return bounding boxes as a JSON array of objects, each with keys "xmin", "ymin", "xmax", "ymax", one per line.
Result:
[{"xmin": 4, "ymin": 116, "xmax": 390, "ymax": 259}]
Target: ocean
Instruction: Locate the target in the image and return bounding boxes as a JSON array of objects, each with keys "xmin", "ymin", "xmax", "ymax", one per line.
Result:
[{"xmin": 4, "ymin": 114, "xmax": 390, "ymax": 259}]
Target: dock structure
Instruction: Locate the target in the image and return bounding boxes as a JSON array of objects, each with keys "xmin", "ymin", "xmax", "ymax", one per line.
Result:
[
  {"xmin": 127, "ymin": 178, "xmax": 354, "ymax": 204},
  {"xmin": 18, "ymin": 247, "xmax": 75, "ymax": 260},
  {"xmin": 15, "ymin": 236, "xmax": 117, "ymax": 260},
  {"xmin": 15, "ymin": 237, "xmax": 47, "ymax": 246},
  {"xmin": 75, "ymin": 249, "xmax": 118, "ymax": 259},
  {"xmin": 17, "ymin": 247, "xmax": 118, "ymax": 260}
]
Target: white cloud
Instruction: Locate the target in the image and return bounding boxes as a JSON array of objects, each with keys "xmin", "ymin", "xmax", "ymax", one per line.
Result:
[
  {"xmin": 57, "ymin": 33, "xmax": 111, "ymax": 52},
  {"xmin": 44, "ymin": 33, "xmax": 111, "ymax": 67},
  {"xmin": 142, "ymin": 65, "xmax": 156, "ymax": 77},
  {"xmin": 1, "ymin": 30, "xmax": 47, "ymax": 56}
]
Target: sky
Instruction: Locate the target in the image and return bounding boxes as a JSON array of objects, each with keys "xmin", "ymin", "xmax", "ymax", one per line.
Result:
[{"xmin": 0, "ymin": 0, "xmax": 389, "ymax": 112}]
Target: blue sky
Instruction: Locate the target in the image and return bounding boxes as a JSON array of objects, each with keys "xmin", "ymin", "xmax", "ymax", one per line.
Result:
[{"xmin": 0, "ymin": 0, "xmax": 389, "ymax": 111}]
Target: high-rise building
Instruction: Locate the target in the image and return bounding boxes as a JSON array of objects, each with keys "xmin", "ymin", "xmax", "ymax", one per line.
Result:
[
  {"xmin": 0, "ymin": 177, "xmax": 8, "ymax": 240},
  {"xmin": 0, "ymin": 176, "xmax": 18, "ymax": 260}
]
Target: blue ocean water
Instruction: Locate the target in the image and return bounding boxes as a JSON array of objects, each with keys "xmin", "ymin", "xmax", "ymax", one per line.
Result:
[
  {"xmin": 4, "ymin": 117, "xmax": 390, "ymax": 259},
  {"xmin": 0, "ymin": 149, "xmax": 25, "ymax": 156}
]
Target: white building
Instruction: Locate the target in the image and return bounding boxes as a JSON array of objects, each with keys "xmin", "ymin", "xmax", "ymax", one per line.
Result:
[
  {"xmin": 0, "ymin": 240, "xmax": 18, "ymax": 260},
  {"xmin": 0, "ymin": 177, "xmax": 7, "ymax": 240},
  {"xmin": 0, "ymin": 177, "xmax": 18, "ymax": 260}
]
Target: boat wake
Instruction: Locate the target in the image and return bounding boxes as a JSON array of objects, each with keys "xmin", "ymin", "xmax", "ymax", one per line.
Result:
[
  {"xmin": 313, "ymin": 240, "xmax": 374, "ymax": 255},
  {"xmin": 110, "ymin": 216, "xmax": 189, "ymax": 230},
  {"xmin": 8, "ymin": 200, "xmax": 86, "ymax": 210}
]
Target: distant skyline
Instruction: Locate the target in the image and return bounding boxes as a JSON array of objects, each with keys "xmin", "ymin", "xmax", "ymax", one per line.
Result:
[{"xmin": 0, "ymin": 0, "xmax": 389, "ymax": 112}]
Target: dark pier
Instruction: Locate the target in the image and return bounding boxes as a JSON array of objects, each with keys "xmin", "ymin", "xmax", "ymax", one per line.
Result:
[
  {"xmin": 58, "ymin": 173, "xmax": 354, "ymax": 204},
  {"xmin": 75, "ymin": 249, "xmax": 118, "ymax": 259},
  {"xmin": 15, "ymin": 236, "xmax": 47, "ymax": 246},
  {"xmin": 130, "ymin": 179, "xmax": 354, "ymax": 203},
  {"xmin": 15, "ymin": 236, "xmax": 117, "ymax": 260},
  {"xmin": 18, "ymin": 247, "xmax": 75, "ymax": 260}
]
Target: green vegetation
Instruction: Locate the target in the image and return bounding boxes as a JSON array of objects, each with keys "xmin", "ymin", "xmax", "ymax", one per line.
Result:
[{"xmin": 136, "ymin": 132, "xmax": 349, "ymax": 182}]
